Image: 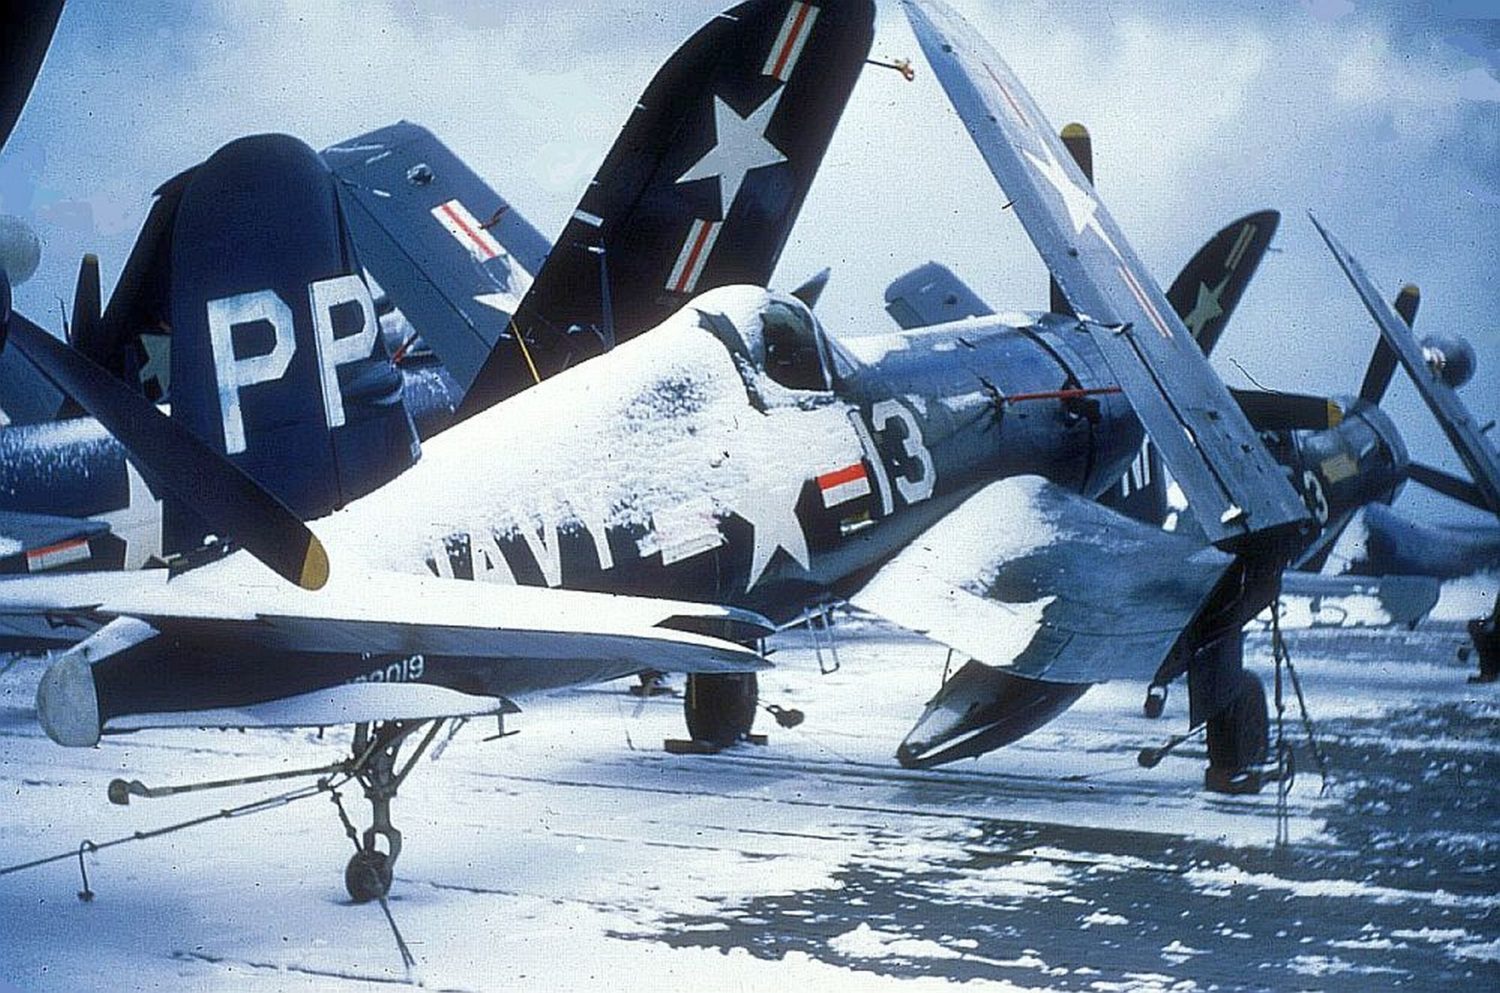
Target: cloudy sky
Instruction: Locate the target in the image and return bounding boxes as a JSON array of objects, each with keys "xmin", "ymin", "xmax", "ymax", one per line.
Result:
[{"xmin": 3, "ymin": 0, "xmax": 1497, "ymax": 524}]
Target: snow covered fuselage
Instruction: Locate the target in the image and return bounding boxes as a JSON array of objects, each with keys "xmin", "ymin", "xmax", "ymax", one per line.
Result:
[{"xmin": 316, "ymin": 287, "xmax": 1143, "ymax": 626}]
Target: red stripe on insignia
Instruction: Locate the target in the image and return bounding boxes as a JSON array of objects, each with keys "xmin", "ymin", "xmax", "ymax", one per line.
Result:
[
  {"xmin": 1118, "ymin": 264, "xmax": 1173, "ymax": 340},
  {"xmin": 666, "ymin": 219, "xmax": 723, "ymax": 294},
  {"xmin": 433, "ymin": 199, "xmax": 501, "ymax": 262},
  {"xmin": 983, "ymin": 62, "xmax": 1032, "ymax": 131},
  {"xmin": 25, "ymin": 537, "xmax": 91, "ymax": 571},
  {"xmin": 764, "ymin": 3, "xmax": 818, "ymax": 81},
  {"xmin": 817, "ymin": 463, "xmax": 867, "ymax": 489},
  {"xmin": 817, "ymin": 462, "xmax": 872, "ymax": 508}
]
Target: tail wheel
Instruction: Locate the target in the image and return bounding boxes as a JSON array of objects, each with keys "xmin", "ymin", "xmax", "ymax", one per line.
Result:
[
  {"xmin": 684, "ymin": 672, "xmax": 758, "ymax": 746},
  {"xmin": 1205, "ymin": 671, "xmax": 1268, "ymax": 793}
]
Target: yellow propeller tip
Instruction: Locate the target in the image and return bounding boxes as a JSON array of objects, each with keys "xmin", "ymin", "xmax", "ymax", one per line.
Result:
[
  {"xmin": 1060, "ymin": 122, "xmax": 1089, "ymax": 139},
  {"xmin": 300, "ymin": 537, "xmax": 330, "ymax": 591}
]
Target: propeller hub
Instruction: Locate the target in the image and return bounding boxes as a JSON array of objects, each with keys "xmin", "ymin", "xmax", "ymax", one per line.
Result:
[{"xmin": 1419, "ymin": 335, "xmax": 1476, "ymax": 390}]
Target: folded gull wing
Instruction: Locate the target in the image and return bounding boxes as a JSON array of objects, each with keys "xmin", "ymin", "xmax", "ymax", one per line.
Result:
[
  {"xmin": 1311, "ymin": 214, "xmax": 1500, "ymax": 516},
  {"xmin": 851, "ymin": 475, "xmax": 1232, "ymax": 767},
  {"xmin": 903, "ymin": 0, "xmax": 1309, "ymax": 550}
]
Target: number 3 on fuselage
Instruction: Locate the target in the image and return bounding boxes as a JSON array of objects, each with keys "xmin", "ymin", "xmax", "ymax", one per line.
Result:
[{"xmin": 851, "ymin": 398, "xmax": 935, "ymax": 516}]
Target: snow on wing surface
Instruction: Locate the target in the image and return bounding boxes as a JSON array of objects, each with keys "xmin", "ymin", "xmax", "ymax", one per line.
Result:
[
  {"xmin": 902, "ymin": 0, "xmax": 1308, "ymax": 548},
  {"xmin": 0, "ymin": 560, "xmax": 770, "ymax": 670},
  {"xmin": 852, "ymin": 475, "xmax": 1233, "ymax": 685}
]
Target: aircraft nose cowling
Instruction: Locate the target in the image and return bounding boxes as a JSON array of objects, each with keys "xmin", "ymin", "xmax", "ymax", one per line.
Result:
[{"xmin": 895, "ymin": 659, "xmax": 1089, "ymax": 769}]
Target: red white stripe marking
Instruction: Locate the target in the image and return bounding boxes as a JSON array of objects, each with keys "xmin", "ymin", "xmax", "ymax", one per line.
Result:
[
  {"xmin": 983, "ymin": 62, "xmax": 1033, "ymax": 132},
  {"xmin": 26, "ymin": 537, "xmax": 91, "ymax": 572},
  {"xmin": 763, "ymin": 2, "xmax": 818, "ymax": 81},
  {"xmin": 432, "ymin": 199, "xmax": 503, "ymax": 263},
  {"xmin": 666, "ymin": 218, "xmax": 723, "ymax": 294},
  {"xmin": 817, "ymin": 462, "xmax": 872, "ymax": 508},
  {"xmin": 1117, "ymin": 264, "xmax": 1174, "ymax": 340}
]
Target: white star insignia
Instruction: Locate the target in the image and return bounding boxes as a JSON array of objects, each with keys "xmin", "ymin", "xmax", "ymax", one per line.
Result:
[
  {"xmin": 98, "ymin": 457, "xmax": 164, "ymax": 570},
  {"xmin": 677, "ymin": 89, "xmax": 788, "ymax": 219},
  {"xmin": 1183, "ymin": 278, "xmax": 1228, "ymax": 338},
  {"xmin": 1022, "ymin": 141, "xmax": 1122, "ymax": 259},
  {"xmin": 733, "ymin": 478, "xmax": 809, "ymax": 590}
]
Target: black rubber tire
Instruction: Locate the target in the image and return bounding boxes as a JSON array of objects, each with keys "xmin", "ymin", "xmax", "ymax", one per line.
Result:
[
  {"xmin": 345, "ymin": 850, "xmax": 394, "ymax": 904},
  {"xmin": 1205, "ymin": 670, "xmax": 1269, "ymax": 772},
  {"xmin": 684, "ymin": 672, "xmax": 758, "ymax": 747}
]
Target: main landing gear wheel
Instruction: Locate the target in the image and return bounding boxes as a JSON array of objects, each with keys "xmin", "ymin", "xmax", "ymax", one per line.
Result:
[
  {"xmin": 1204, "ymin": 671, "xmax": 1269, "ymax": 795},
  {"xmin": 684, "ymin": 672, "xmax": 758, "ymax": 746}
]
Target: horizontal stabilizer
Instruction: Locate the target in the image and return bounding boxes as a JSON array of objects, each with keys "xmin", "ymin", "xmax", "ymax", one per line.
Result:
[
  {"xmin": 883, "ymin": 261, "xmax": 994, "ymax": 329},
  {"xmin": 905, "ymin": 0, "xmax": 1310, "ymax": 550},
  {"xmin": 1347, "ymin": 503, "xmax": 1500, "ymax": 579},
  {"xmin": 322, "ymin": 122, "xmax": 551, "ymax": 396},
  {"xmin": 851, "ymin": 475, "xmax": 1232, "ymax": 767},
  {"xmin": 1311, "ymin": 214, "xmax": 1500, "ymax": 516}
]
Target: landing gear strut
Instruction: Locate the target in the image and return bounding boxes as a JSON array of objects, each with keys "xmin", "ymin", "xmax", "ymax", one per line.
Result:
[
  {"xmin": 684, "ymin": 672, "xmax": 758, "ymax": 746},
  {"xmin": 339, "ymin": 720, "xmax": 442, "ymax": 903},
  {"xmin": 1204, "ymin": 671, "xmax": 1268, "ymax": 794}
]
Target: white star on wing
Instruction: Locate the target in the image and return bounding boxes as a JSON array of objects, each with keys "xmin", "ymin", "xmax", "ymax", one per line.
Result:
[
  {"xmin": 676, "ymin": 89, "xmax": 788, "ymax": 219},
  {"xmin": 733, "ymin": 478, "xmax": 809, "ymax": 590},
  {"xmin": 98, "ymin": 457, "xmax": 164, "ymax": 570},
  {"xmin": 1022, "ymin": 142, "xmax": 1122, "ymax": 259}
]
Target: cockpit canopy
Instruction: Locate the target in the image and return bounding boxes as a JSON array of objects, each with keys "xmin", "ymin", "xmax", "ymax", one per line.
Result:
[{"xmin": 691, "ymin": 286, "xmax": 846, "ymax": 400}]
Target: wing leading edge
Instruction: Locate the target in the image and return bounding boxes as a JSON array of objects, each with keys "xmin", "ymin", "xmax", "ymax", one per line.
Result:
[{"xmin": 13, "ymin": 565, "xmax": 771, "ymax": 746}]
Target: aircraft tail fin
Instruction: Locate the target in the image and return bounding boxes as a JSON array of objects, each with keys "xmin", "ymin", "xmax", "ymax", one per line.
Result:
[
  {"xmin": 457, "ymin": 0, "xmax": 877, "ymax": 419},
  {"xmin": 883, "ymin": 261, "xmax": 994, "ymax": 329},
  {"xmin": 1166, "ymin": 211, "xmax": 1279, "ymax": 357},
  {"xmin": 321, "ymin": 122, "xmax": 551, "ymax": 402},
  {"xmin": 163, "ymin": 134, "xmax": 420, "ymax": 524}
]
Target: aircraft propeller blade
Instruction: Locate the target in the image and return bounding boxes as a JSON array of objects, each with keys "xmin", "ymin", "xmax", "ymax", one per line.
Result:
[
  {"xmin": 69, "ymin": 254, "xmax": 101, "ymax": 349},
  {"xmin": 1228, "ymin": 387, "xmax": 1342, "ymax": 432},
  {"xmin": 1405, "ymin": 461, "xmax": 1493, "ymax": 513},
  {"xmin": 1049, "ymin": 123, "xmax": 1092, "ymax": 317},
  {"xmin": 0, "ymin": 310, "xmax": 330, "ymax": 590},
  {"xmin": 791, "ymin": 267, "xmax": 832, "ymax": 309},
  {"xmin": 1311, "ymin": 213, "xmax": 1500, "ymax": 517},
  {"xmin": 1358, "ymin": 283, "xmax": 1418, "ymax": 405}
]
